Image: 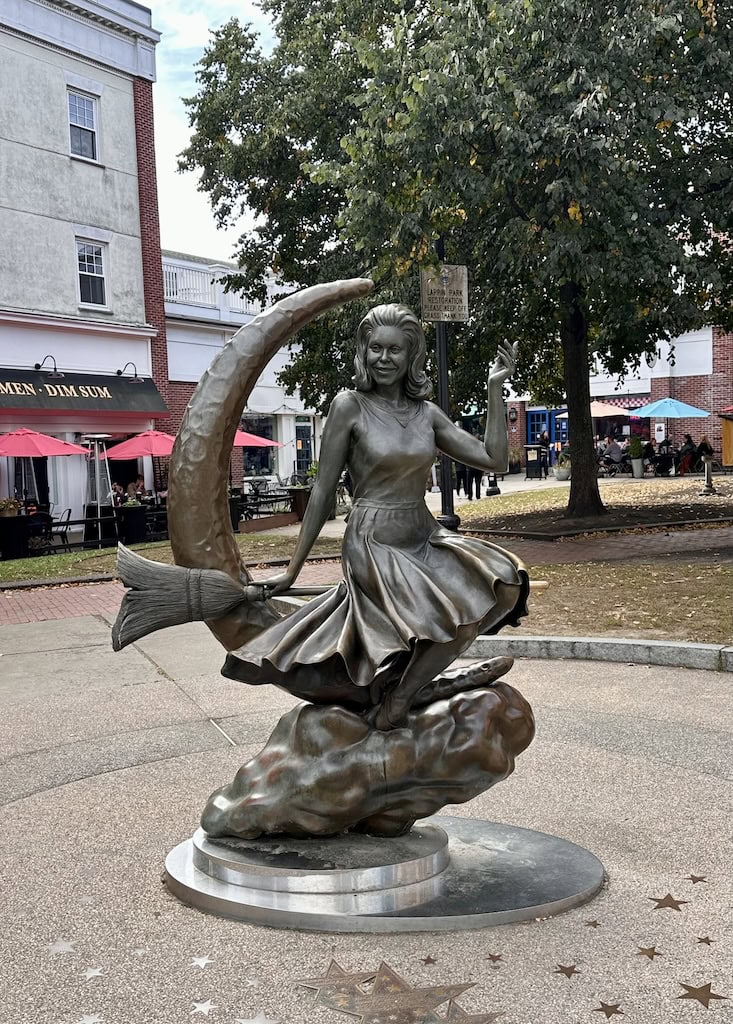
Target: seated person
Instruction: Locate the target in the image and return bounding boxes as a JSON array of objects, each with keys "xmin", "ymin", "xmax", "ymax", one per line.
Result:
[
  {"xmin": 677, "ymin": 434, "xmax": 696, "ymax": 475},
  {"xmin": 604, "ymin": 436, "xmax": 623, "ymax": 463}
]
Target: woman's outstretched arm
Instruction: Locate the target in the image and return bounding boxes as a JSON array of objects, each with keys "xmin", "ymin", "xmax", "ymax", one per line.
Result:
[
  {"xmin": 432, "ymin": 341, "xmax": 518, "ymax": 472},
  {"xmin": 262, "ymin": 391, "xmax": 357, "ymax": 595}
]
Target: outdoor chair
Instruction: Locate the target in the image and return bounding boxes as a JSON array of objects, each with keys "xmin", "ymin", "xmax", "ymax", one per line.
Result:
[{"xmin": 52, "ymin": 508, "xmax": 72, "ymax": 551}]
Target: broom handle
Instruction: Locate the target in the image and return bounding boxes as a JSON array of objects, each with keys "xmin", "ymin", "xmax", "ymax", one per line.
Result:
[{"xmin": 255, "ymin": 581, "xmax": 549, "ymax": 599}]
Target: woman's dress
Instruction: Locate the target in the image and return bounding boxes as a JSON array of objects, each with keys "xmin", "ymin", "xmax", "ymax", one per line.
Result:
[{"xmin": 223, "ymin": 392, "xmax": 529, "ymax": 709}]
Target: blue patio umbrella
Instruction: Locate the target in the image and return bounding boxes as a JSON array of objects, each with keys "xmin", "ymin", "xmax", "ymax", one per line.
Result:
[{"xmin": 630, "ymin": 398, "xmax": 709, "ymax": 418}]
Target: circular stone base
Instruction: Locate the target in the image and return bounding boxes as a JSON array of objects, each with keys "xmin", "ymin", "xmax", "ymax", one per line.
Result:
[{"xmin": 165, "ymin": 816, "xmax": 605, "ymax": 933}]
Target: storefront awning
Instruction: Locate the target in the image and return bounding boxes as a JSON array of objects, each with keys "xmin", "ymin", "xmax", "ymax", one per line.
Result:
[{"xmin": 0, "ymin": 368, "xmax": 167, "ymax": 416}]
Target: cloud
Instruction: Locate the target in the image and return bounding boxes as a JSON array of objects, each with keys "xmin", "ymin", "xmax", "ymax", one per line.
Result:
[{"xmin": 150, "ymin": 0, "xmax": 271, "ymax": 257}]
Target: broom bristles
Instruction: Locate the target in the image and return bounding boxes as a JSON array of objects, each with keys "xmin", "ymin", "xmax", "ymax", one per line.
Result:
[{"xmin": 112, "ymin": 544, "xmax": 249, "ymax": 650}]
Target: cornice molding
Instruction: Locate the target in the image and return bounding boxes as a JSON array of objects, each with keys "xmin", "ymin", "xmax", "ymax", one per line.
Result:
[
  {"xmin": 1, "ymin": 0, "xmax": 159, "ymax": 80},
  {"xmin": 0, "ymin": 308, "xmax": 155, "ymax": 338}
]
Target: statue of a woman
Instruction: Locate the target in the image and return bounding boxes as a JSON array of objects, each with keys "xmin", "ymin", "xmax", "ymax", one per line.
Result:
[{"xmin": 222, "ymin": 303, "xmax": 529, "ymax": 730}]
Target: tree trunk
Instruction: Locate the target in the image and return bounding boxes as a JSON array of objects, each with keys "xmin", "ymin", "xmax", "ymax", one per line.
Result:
[{"xmin": 559, "ymin": 282, "xmax": 606, "ymax": 518}]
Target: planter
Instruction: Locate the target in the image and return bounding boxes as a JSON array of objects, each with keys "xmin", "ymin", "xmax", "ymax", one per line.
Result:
[
  {"xmin": 286, "ymin": 486, "xmax": 312, "ymax": 521},
  {"xmin": 0, "ymin": 509, "xmax": 18, "ymax": 518},
  {"xmin": 554, "ymin": 466, "xmax": 571, "ymax": 481},
  {"xmin": 631, "ymin": 457, "xmax": 644, "ymax": 479}
]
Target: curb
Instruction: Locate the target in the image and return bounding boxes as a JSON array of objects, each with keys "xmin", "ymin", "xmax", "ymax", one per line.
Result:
[
  {"xmin": 467, "ymin": 635, "xmax": 733, "ymax": 673},
  {"xmin": 461, "ymin": 516, "xmax": 733, "ymax": 542}
]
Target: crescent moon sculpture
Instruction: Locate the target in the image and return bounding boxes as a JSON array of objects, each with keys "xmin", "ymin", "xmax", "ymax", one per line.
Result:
[{"xmin": 165, "ymin": 277, "xmax": 374, "ymax": 652}]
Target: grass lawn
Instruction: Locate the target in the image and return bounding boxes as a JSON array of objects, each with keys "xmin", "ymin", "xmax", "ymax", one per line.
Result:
[
  {"xmin": 522, "ymin": 560, "xmax": 733, "ymax": 645},
  {"xmin": 0, "ymin": 533, "xmax": 343, "ymax": 585},
  {"xmin": 458, "ymin": 478, "xmax": 733, "ymax": 535}
]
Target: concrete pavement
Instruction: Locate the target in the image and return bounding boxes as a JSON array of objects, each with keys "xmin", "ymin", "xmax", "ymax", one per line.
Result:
[{"xmin": 1, "ymin": 611, "xmax": 731, "ymax": 1024}]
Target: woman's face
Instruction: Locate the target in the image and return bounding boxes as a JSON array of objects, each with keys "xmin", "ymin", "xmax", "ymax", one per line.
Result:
[{"xmin": 366, "ymin": 325, "xmax": 410, "ymax": 387}]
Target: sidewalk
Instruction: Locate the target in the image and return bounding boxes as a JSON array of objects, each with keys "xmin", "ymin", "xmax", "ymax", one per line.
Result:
[{"xmin": 1, "ymin": 613, "xmax": 729, "ymax": 1024}]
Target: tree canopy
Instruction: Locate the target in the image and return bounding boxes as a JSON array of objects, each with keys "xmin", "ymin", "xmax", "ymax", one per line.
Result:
[{"xmin": 181, "ymin": 0, "xmax": 732, "ymax": 515}]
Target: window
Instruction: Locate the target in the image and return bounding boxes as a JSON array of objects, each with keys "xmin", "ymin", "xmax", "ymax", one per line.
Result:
[
  {"xmin": 77, "ymin": 241, "xmax": 106, "ymax": 305},
  {"xmin": 68, "ymin": 91, "xmax": 97, "ymax": 160}
]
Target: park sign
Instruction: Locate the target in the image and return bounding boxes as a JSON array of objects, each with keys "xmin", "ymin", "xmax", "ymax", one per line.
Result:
[{"xmin": 420, "ymin": 264, "xmax": 469, "ymax": 322}]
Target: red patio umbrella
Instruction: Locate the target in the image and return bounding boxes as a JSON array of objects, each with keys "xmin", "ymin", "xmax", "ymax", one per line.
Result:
[
  {"xmin": 233, "ymin": 429, "xmax": 283, "ymax": 448},
  {"xmin": 0, "ymin": 428, "xmax": 88, "ymax": 457},
  {"xmin": 101, "ymin": 430, "xmax": 176, "ymax": 459}
]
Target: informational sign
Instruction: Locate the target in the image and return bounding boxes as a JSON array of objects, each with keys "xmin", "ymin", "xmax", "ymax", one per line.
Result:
[
  {"xmin": 420, "ymin": 264, "xmax": 469, "ymax": 322},
  {"xmin": 654, "ymin": 422, "xmax": 666, "ymax": 442}
]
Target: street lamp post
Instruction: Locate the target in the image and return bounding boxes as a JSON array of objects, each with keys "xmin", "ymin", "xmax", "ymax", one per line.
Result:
[{"xmin": 422, "ymin": 238, "xmax": 468, "ymax": 532}]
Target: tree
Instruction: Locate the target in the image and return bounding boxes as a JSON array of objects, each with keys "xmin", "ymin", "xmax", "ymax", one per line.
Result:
[{"xmin": 181, "ymin": 0, "xmax": 733, "ymax": 514}]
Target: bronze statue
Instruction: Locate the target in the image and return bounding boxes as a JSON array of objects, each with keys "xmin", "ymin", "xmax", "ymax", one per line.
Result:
[
  {"xmin": 221, "ymin": 303, "xmax": 529, "ymax": 731},
  {"xmin": 112, "ymin": 280, "xmax": 534, "ymax": 839}
]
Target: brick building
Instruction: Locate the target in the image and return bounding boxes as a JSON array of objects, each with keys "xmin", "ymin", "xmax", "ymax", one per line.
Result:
[{"xmin": 509, "ymin": 326, "xmax": 733, "ymax": 465}]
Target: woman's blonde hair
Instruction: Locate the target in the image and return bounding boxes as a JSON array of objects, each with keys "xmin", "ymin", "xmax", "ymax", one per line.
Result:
[{"xmin": 353, "ymin": 304, "xmax": 431, "ymax": 400}]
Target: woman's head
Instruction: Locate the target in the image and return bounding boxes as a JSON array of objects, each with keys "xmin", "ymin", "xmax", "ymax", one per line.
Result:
[
  {"xmin": 354, "ymin": 304, "xmax": 431, "ymax": 400},
  {"xmin": 684, "ymin": 434, "xmax": 693, "ymax": 444}
]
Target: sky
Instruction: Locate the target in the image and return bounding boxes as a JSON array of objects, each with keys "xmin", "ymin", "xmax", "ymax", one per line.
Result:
[{"xmin": 151, "ymin": 0, "xmax": 274, "ymax": 261}]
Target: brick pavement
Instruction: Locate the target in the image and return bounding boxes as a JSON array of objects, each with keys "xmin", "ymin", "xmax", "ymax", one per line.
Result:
[{"xmin": 1, "ymin": 525, "xmax": 730, "ymax": 625}]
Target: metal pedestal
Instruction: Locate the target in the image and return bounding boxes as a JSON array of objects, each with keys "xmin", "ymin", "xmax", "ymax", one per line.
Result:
[{"xmin": 165, "ymin": 816, "xmax": 605, "ymax": 933}]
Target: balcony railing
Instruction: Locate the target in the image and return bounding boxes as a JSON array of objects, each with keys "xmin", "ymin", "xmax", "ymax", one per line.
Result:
[
  {"xmin": 163, "ymin": 258, "xmax": 263, "ymax": 317},
  {"xmin": 163, "ymin": 265, "xmax": 217, "ymax": 306},
  {"xmin": 226, "ymin": 292, "xmax": 260, "ymax": 314}
]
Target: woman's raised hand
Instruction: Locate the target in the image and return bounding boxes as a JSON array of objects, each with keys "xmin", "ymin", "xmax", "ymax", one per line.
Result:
[{"xmin": 488, "ymin": 340, "xmax": 519, "ymax": 388}]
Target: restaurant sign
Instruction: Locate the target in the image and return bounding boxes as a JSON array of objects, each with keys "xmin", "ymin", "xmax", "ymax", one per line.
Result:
[
  {"xmin": 0, "ymin": 368, "xmax": 167, "ymax": 414},
  {"xmin": 419, "ymin": 264, "xmax": 469, "ymax": 322}
]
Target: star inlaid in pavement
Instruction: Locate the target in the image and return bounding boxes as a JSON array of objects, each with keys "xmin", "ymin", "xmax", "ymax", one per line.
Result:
[
  {"xmin": 677, "ymin": 982, "xmax": 728, "ymax": 1009},
  {"xmin": 83, "ymin": 967, "xmax": 105, "ymax": 980},
  {"xmin": 686, "ymin": 874, "xmax": 707, "ymax": 884},
  {"xmin": 485, "ymin": 953, "xmax": 503, "ymax": 963},
  {"xmin": 554, "ymin": 964, "xmax": 580, "ymax": 978},
  {"xmin": 300, "ymin": 960, "xmax": 475, "ymax": 1022},
  {"xmin": 75, "ymin": 1016, "xmax": 103, "ymax": 1024},
  {"xmin": 647, "ymin": 893, "xmax": 688, "ymax": 911},
  {"xmin": 697, "ymin": 936, "xmax": 714, "ymax": 945},
  {"xmin": 637, "ymin": 947, "xmax": 662, "ymax": 960},
  {"xmin": 422, "ymin": 956, "xmax": 437, "ymax": 965},
  {"xmin": 191, "ymin": 1000, "xmax": 217, "ymax": 1016},
  {"xmin": 585, "ymin": 920, "xmax": 601, "ymax": 928},
  {"xmin": 48, "ymin": 939, "xmax": 76, "ymax": 954},
  {"xmin": 191, "ymin": 956, "xmax": 215, "ymax": 969},
  {"xmin": 299, "ymin": 959, "xmax": 376, "ymax": 1008},
  {"xmin": 593, "ymin": 1002, "xmax": 624, "ymax": 1019}
]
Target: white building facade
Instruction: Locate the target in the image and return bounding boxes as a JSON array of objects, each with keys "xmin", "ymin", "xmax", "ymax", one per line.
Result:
[
  {"xmin": 163, "ymin": 251, "xmax": 323, "ymax": 483},
  {"xmin": 0, "ymin": 0, "xmax": 166, "ymax": 516}
]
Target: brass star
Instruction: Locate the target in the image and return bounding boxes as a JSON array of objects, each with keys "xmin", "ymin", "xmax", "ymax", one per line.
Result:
[
  {"xmin": 422, "ymin": 956, "xmax": 437, "ymax": 965},
  {"xmin": 637, "ymin": 947, "xmax": 662, "ymax": 960},
  {"xmin": 678, "ymin": 982, "xmax": 728, "ymax": 1009},
  {"xmin": 585, "ymin": 919, "xmax": 601, "ymax": 928},
  {"xmin": 686, "ymin": 874, "xmax": 707, "ymax": 883},
  {"xmin": 485, "ymin": 954, "xmax": 503, "ymax": 963},
  {"xmin": 697, "ymin": 936, "xmax": 714, "ymax": 945},
  {"xmin": 648, "ymin": 893, "xmax": 688, "ymax": 911},
  {"xmin": 298, "ymin": 959, "xmax": 375, "ymax": 1012},
  {"xmin": 593, "ymin": 1002, "xmax": 624, "ymax": 1019},
  {"xmin": 554, "ymin": 964, "xmax": 580, "ymax": 978}
]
